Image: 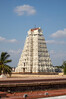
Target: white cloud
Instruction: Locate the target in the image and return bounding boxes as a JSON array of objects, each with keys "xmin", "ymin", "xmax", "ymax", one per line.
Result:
[
  {"xmin": 14, "ymin": 5, "xmax": 36, "ymax": 16},
  {"xmin": 46, "ymin": 40, "xmax": 55, "ymax": 44},
  {"xmin": 8, "ymin": 49, "xmax": 22, "ymax": 55},
  {"xmin": 51, "ymin": 28, "xmax": 66, "ymax": 38},
  {"xmin": 0, "ymin": 36, "xmax": 6, "ymax": 41},
  {"xmin": 46, "ymin": 40, "xmax": 66, "ymax": 44},
  {"xmin": 8, "ymin": 39, "xmax": 17, "ymax": 43},
  {"xmin": 50, "ymin": 50, "xmax": 66, "ymax": 58},
  {"xmin": 50, "ymin": 50, "xmax": 66, "ymax": 61},
  {"xmin": 49, "ymin": 50, "xmax": 66, "ymax": 66},
  {"xmin": 49, "ymin": 50, "xmax": 55, "ymax": 54},
  {"xmin": 0, "ymin": 36, "xmax": 17, "ymax": 43}
]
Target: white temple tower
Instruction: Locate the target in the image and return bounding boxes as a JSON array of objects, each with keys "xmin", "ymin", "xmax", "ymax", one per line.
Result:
[{"xmin": 15, "ymin": 27, "xmax": 55, "ymax": 73}]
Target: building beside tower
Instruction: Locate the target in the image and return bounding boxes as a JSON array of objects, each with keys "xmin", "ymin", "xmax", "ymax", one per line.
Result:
[{"xmin": 15, "ymin": 27, "xmax": 55, "ymax": 73}]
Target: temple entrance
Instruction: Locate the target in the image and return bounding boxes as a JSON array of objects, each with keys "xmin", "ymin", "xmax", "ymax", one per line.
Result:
[{"xmin": 23, "ymin": 68, "xmax": 25, "ymax": 73}]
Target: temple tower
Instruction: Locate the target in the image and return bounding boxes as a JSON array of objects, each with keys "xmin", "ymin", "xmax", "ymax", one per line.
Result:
[{"xmin": 15, "ymin": 27, "xmax": 54, "ymax": 73}]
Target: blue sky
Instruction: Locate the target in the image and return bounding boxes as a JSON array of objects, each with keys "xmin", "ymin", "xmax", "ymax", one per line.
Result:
[{"xmin": 0, "ymin": 0, "xmax": 66, "ymax": 67}]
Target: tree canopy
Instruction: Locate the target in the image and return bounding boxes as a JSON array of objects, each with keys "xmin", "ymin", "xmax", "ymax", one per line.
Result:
[
  {"xmin": 62, "ymin": 61, "xmax": 66, "ymax": 75},
  {"xmin": 0, "ymin": 52, "xmax": 12, "ymax": 76}
]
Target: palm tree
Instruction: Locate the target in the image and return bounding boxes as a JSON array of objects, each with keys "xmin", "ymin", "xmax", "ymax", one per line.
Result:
[{"xmin": 0, "ymin": 52, "xmax": 12, "ymax": 77}]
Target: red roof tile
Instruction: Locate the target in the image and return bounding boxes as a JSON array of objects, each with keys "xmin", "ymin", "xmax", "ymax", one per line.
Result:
[{"xmin": 31, "ymin": 28, "xmax": 39, "ymax": 31}]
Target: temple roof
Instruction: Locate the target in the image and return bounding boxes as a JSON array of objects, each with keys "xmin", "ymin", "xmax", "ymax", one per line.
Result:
[{"xmin": 31, "ymin": 28, "xmax": 39, "ymax": 31}]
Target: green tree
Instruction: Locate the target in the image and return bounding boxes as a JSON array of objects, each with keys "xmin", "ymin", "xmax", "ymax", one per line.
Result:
[
  {"xmin": 0, "ymin": 52, "xmax": 12, "ymax": 76},
  {"xmin": 62, "ymin": 61, "xmax": 66, "ymax": 75}
]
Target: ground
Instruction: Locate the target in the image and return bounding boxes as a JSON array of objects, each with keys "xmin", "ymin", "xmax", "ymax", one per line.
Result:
[{"xmin": 0, "ymin": 74, "xmax": 66, "ymax": 99}]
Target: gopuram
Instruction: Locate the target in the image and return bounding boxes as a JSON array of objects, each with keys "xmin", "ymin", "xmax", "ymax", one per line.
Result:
[{"xmin": 15, "ymin": 27, "xmax": 55, "ymax": 73}]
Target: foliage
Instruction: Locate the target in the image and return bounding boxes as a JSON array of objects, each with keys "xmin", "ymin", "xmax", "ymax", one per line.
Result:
[
  {"xmin": 55, "ymin": 65, "xmax": 64, "ymax": 69},
  {"xmin": 0, "ymin": 52, "xmax": 12, "ymax": 76},
  {"xmin": 54, "ymin": 65, "xmax": 63, "ymax": 73},
  {"xmin": 62, "ymin": 61, "xmax": 66, "ymax": 75}
]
